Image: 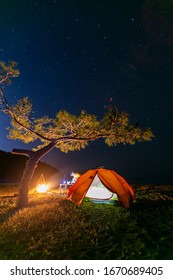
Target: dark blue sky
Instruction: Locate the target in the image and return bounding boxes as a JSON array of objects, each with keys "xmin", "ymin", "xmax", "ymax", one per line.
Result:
[{"xmin": 0, "ymin": 0, "xmax": 173, "ymax": 183}]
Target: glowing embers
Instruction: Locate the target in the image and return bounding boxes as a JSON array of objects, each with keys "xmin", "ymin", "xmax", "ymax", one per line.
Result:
[
  {"xmin": 36, "ymin": 174, "xmax": 49, "ymax": 193},
  {"xmin": 36, "ymin": 184, "xmax": 49, "ymax": 193}
]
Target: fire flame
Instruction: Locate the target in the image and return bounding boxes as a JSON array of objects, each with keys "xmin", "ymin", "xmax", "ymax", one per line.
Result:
[{"xmin": 36, "ymin": 184, "xmax": 49, "ymax": 193}]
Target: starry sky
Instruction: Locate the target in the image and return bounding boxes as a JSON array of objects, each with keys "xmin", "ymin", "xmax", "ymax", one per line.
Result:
[{"xmin": 0, "ymin": 0, "xmax": 173, "ymax": 183}]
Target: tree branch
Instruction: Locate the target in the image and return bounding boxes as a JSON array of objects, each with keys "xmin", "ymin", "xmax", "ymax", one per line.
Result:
[
  {"xmin": 34, "ymin": 140, "xmax": 58, "ymax": 159},
  {"xmin": 0, "ymin": 73, "xmax": 10, "ymax": 85},
  {"xmin": 0, "ymin": 88, "xmax": 55, "ymax": 142},
  {"xmin": 12, "ymin": 140, "xmax": 58, "ymax": 160},
  {"xmin": 12, "ymin": 149, "xmax": 33, "ymax": 157}
]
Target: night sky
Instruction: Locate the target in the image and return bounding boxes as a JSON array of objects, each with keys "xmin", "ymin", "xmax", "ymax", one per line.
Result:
[{"xmin": 0, "ymin": 0, "xmax": 173, "ymax": 183}]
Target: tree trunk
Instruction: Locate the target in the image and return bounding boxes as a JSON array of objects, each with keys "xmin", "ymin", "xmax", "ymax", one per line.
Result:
[
  {"xmin": 13, "ymin": 141, "xmax": 57, "ymax": 209},
  {"xmin": 17, "ymin": 155, "xmax": 39, "ymax": 208}
]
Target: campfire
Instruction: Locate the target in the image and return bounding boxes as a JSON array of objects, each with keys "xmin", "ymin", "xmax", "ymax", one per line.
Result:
[{"xmin": 36, "ymin": 174, "xmax": 48, "ymax": 193}]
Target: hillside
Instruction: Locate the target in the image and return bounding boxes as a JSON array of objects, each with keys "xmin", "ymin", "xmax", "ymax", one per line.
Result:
[{"xmin": 0, "ymin": 150, "xmax": 61, "ymax": 187}]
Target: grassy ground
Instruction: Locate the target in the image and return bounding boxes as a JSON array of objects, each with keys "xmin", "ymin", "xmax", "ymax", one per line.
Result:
[{"xmin": 0, "ymin": 185, "xmax": 173, "ymax": 260}]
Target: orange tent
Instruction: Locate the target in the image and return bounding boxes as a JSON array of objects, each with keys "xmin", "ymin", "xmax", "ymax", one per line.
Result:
[{"xmin": 68, "ymin": 168, "xmax": 136, "ymax": 208}]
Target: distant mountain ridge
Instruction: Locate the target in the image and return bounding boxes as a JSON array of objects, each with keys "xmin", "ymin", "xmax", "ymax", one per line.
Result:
[{"xmin": 0, "ymin": 150, "xmax": 60, "ymax": 186}]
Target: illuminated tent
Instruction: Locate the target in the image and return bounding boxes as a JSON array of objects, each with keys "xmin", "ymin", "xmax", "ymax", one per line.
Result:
[{"xmin": 68, "ymin": 168, "xmax": 136, "ymax": 208}]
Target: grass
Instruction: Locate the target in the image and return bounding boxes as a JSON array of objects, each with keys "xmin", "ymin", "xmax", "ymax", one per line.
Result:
[{"xmin": 0, "ymin": 185, "xmax": 173, "ymax": 260}]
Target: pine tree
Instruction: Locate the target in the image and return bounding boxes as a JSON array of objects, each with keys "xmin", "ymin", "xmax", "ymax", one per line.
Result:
[{"xmin": 0, "ymin": 61, "xmax": 154, "ymax": 208}]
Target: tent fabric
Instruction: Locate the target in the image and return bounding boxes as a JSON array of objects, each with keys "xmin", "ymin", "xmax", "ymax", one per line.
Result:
[{"xmin": 68, "ymin": 168, "xmax": 136, "ymax": 208}]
